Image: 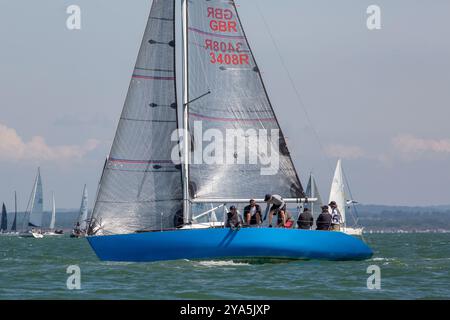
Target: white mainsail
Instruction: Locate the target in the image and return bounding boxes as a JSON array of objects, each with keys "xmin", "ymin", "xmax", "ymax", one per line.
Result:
[
  {"xmin": 186, "ymin": 0, "xmax": 304, "ymax": 203},
  {"xmin": 49, "ymin": 192, "xmax": 56, "ymax": 230},
  {"xmin": 328, "ymin": 159, "xmax": 346, "ymax": 225},
  {"xmin": 78, "ymin": 184, "xmax": 88, "ymax": 231},
  {"xmin": 28, "ymin": 168, "xmax": 44, "ymax": 228}
]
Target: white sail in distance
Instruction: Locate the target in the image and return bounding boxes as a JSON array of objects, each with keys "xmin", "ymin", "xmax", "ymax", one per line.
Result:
[
  {"xmin": 49, "ymin": 192, "xmax": 56, "ymax": 230},
  {"xmin": 329, "ymin": 159, "xmax": 346, "ymax": 225},
  {"xmin": 29, "ymin": 168, "xmax": 44, "ymax": 228},
  {"xmin": 78, "ymin": 185, "xmax": 88, "ymax": 231},
  {"xmin": 305, "ymin": 173, "xmax": 323, "ymax": 220}
]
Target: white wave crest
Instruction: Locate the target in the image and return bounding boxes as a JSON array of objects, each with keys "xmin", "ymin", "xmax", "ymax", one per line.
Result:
[
  {"xmin": 195, "ymin": 260, "xmax": 250, "ymax": 267},
  {"xmin": 371, "ymin": 257, "xmax": 395, "ymax": 262}
]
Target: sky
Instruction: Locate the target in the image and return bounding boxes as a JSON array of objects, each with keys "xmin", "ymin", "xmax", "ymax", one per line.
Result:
[{"xmin": 0, "ymin": 0, "xmax": 449, "ymax": 209}]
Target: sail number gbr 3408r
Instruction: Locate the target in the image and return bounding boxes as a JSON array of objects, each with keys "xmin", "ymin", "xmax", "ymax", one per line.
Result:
[{"xmin": 205, "ymin": 6, "xmax": 249, "ymax": 65}]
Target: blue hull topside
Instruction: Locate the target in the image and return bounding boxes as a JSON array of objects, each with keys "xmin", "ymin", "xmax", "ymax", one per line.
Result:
[{"xmin": 87, "ymin": 228, "xmax": 373, "ymax": 262}]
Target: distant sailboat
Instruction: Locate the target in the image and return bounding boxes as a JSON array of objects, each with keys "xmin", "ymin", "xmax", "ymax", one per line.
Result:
[
  {"xmin": 71, "ymin": 184, "xmax": 88, "ymax": 238},
  {"xmin": 304, "ymin": 173, "xmax": 324, "ymax": 225},
  {"xmin": 11, "ymin": 192, "xmax": 18, "ymax": 233},
  {"xmin": 50, "ymin": 193, "xmax": 56, "ymax": 230},
  {"xmin": 1, "ymin": 193, "xmax": 19, "ymax": 236},
  {"xmin": 44, "ymin": 192, "xmax": 63, "ymax": 236},
  {"xmin": 329, "ymin": 159, "xmax": 363, "ymax": 236},
  {"xmin": 1, "ymin": 203, "xmax": 7, "ymax": 233},
  {"xmin": 20, "ymin": 168, "xmax": 44, "ymax": 238}
]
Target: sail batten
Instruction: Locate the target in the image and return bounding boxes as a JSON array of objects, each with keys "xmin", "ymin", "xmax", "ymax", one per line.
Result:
[{"xmin": 90, "ymin": 0, "xmax": 182, "ymax": 235}]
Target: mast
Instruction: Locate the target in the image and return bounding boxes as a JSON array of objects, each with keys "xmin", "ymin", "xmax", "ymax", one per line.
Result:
[
  {"xmin": 181, "ymin": 0, "xmax": 190, "ymax": 224},
  {"xmin": 310, "ymin": 173, "xmax": 315, "ymax": 219}
]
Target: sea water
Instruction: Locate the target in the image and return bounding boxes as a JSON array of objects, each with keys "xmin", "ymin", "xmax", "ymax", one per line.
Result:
[{"xmin": 0, "ymin": 233, "xmax": 449, "ymax": 299}]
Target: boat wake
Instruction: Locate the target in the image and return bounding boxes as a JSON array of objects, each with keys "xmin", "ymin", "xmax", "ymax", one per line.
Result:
[
  {"xmin": 193, "ymin": 260, "xmax": 251, "ymax": 267},
  {"xmin": 371, "ymin": 257, "xmax": 396, "ymax": 262},
  {"xmin": 192, "ymin": 257, "xmax": 305, "ymax": 266}
]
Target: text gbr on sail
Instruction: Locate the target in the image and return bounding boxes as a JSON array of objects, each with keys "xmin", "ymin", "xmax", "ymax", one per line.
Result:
[{"xmin": 207, "ymin": 7, "xmax": 237, "ymax": 32}]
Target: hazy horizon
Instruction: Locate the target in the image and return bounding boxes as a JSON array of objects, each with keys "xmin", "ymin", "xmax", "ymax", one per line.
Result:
[
  {"xmin": 12, "ymin": 203, "xmax": 450, "ymax": 212},
  {"xmin": 1, "ymin": 0, "xmax": 449, "ymax": 209}
]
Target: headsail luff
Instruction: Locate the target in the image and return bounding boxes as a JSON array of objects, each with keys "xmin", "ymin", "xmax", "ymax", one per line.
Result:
[
  {"xmin": 186, "ymin": 0, "xmax": 305, "ymax": 201},
  {"xmin": 28, "ymin": 168, "xmax": 43, "ymax": 228},
  {"xmin": 329, "ymin": 159, "xmax": 346, "ymax": 225},
  {"xmin": 91, "ymin": 0, "xmax": 182, "ymax": 235}
]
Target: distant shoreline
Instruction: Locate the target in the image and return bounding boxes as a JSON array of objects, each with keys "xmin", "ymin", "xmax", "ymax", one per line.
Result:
[{"xmin": 364, "ymin": 229, "xmax": 450, "ymax": 234}]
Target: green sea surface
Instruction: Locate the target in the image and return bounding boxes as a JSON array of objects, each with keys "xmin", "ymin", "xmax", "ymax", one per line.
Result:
[{"xmin": 0, "ymin": 233, "xmax": 449, "ymax": 299}]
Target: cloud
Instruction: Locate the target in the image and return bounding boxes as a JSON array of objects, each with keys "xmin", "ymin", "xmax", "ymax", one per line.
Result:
[
  {"xmin": 392, "ymin": 134, "xmax": 450, "ymax": 154},
  {"xmin": 0, "ymin": 123, "xmax": 100, "ymax": 163},
  {"xmin": 325, "ymin": 144, "xmax": 365, "ymax": 159},
  {"xmin": 323, "ymin": 135, "xmax": 450, "ymax": 167}
]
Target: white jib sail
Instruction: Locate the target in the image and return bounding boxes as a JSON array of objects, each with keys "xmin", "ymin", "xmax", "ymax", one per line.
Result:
[
  {"xmin": 29, "ymin": 168, "xmax": 44, "ymax": 228},
  {"xmin": 329, "ymin": 159, "xmax": 346, "ymax": 225},
  {"xmin": 78, "ymin": 185, "xmax": 88, "ymax": 230},
  {"xmin": 49, "ymin": 192, "xmax": 56, "ymax": 230}
]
